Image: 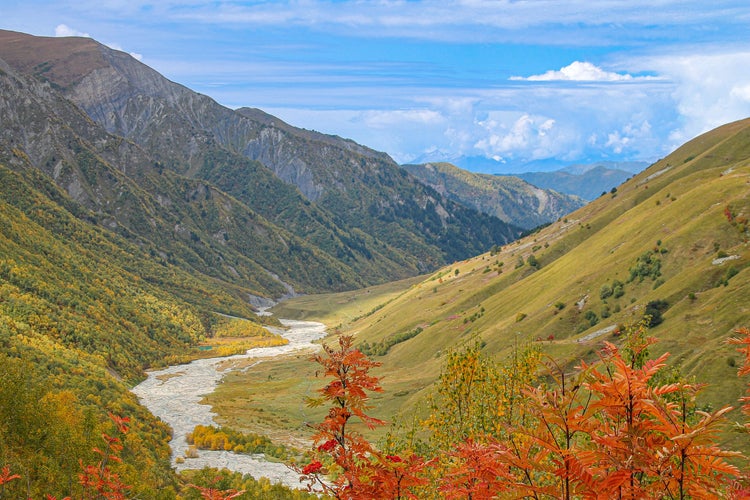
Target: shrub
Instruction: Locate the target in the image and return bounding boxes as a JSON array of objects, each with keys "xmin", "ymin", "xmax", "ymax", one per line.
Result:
[{"xmin": 644, "ymin": 299, "xmax": 669, "ymax": 327}]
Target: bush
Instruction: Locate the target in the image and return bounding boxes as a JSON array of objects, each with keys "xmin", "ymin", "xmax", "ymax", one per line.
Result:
[
  {"xmin": 584, "ymin": 310, "xmax": 599, "ymax": 327},
  {"xmin": 644, "ymin": 300, "xmax": 669, "ymax": 327}
]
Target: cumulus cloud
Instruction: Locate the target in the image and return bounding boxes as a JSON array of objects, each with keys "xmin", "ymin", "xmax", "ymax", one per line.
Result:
[
  {"xmin": 604, "ymin": 121, "xmax": 652, "ymax": 154},
  {"xmin": 510, "ymin": 61, "xmax": 655, "ymax": 82},
  {"xmin": 54, "ymin": 24, "xmax": 90, "ymax": 38},
  {"xmin": 633, "ymin": 51, "xmax": 750, "ymax": 148},
  {"xmin": 473, "ymin": 113, "xmax": 572, "ymax": 161}
]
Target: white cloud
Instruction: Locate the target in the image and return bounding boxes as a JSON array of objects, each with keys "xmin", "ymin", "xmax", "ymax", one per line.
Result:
[
  {"xmin": 54, "ymin": 24, "xmax": 90, "ymax": 38},
  {"xmin": 361, "ymin": 109, "xmax": 445, "ymax": 128},
  {"xmin": 168, "ymin": 1, "xmax": 747, "ymax": 45},
  {"xmin": 634, "ymin": 51, "xmax": 750, "ymax": 149},
  {"xmin": 473, "ymin": 113, "xmax": 572, "ymax": 160},
  {"xmin": 105, "ymin": 42, "xmax": 143, "ymax": 61},
  {"xmin": 731, "ymin": 84, "xmax": 750, "ymax": 102},
  {"xmin": 604, "ymin": 121, "xmax": 652, "ymax": 154},
  {"xmin": 511, "ymin": 61, "xmax": 655, "ymax": 82}
]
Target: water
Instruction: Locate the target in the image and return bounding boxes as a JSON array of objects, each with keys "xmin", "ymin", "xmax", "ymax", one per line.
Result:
[{"xmin": 131, "ymin": 319, "xmax": 327, "ymax": 488}]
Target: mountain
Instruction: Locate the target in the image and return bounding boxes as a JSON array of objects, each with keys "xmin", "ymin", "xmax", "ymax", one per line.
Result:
[
  {"xmin": 513, "ymin": 165, "xmax": 634, "ymax": 201},
  {"xmin": 402, "ymin": 162, "xmax": 585, "ymax": 230},
  {"xmin": 0, "ymin": 30, "xmax": 520, "ymax": 290},
  {"xmin": 560, "ymin": 160, "xmax": 648, "ymax": 175},
  {"xmin": 273, "ymin": 118, "xmax": 750, "ymax": 444}
]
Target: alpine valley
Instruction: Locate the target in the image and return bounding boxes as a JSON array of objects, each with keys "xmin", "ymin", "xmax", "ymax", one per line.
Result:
[{"xmin": 0, "ymin": 29, "xmax": 749, "ymax": 498}]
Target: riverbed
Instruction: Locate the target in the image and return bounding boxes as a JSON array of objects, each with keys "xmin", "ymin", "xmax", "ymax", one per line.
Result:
[{"xmin": 131, "ymin": 319, "xmax": 327, "ymax": 488}]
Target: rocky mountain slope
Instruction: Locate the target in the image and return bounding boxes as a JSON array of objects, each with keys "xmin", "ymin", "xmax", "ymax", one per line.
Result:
[
  {"xmin": 0, "ymin": 54, "xmax": 366, "ymax": 301},
  {"xmin": 402, "ymin": 162, "xmax": 585, "ymax": 230},
  {"xmin": 0, "ymin": 30, "xmax": 520, "ymax": 289}
]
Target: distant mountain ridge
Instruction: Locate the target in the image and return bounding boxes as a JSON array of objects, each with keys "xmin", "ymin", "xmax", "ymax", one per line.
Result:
[
  {"xmin": 512, "ymin": 165, "xmax": 635, "ymax": 201},
  {"xmin": 402, "ymin": 162, "xmax": 585, "ymax": 230},
  {"xmin": 409, "ymin": 149, "xmax": 647, "ymax": 175}
]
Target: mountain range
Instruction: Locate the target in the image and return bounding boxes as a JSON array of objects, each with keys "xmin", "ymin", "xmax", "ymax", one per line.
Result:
[
  {"xmin": 513, "ymin": 164, "xmax": 637, "ymax": 201},
  {"xmin": 0, "ymin": 29, "xmax": 530, "ymax": 304}
]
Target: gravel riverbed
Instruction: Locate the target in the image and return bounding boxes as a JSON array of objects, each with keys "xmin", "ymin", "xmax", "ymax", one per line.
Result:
[{"xmin": 131, "ymin": 319, "xmax": 327, "ymax": 488}]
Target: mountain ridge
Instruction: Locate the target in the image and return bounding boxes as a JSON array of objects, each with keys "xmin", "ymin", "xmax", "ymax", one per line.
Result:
[{"xmin": 402, "ymin": 161, "xmax": 584, "ymax": 230}]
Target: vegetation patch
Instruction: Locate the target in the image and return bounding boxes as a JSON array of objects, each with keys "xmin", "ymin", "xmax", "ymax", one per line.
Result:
[{"xmin": 359, "ymin": 326, "xmax": 424, "ymax": 356}]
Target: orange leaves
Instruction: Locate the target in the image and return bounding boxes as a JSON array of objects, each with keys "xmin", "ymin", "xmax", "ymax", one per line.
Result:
[
  {"xmin": 729, "ymin": 327, "xmax": 750, "ymax": 418},
  {"xmin": 297, "ymin": 328, "xmax": 750, "ymax": 498},
  {"xmin": 299, "ymin": 334, "xmax": 427, "ymax": 499},
  {"xmin": 579, "ymin": 341, "xmax": 741, "ymax": 498},
  {"xmin": 438, "ymin": 439, "xmax": 515, "ymax": 499}
]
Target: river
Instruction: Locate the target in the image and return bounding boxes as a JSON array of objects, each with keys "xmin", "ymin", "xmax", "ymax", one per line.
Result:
[{"xmin": 131, "ymin": 319, "xmax": 327, "ymax": 489}]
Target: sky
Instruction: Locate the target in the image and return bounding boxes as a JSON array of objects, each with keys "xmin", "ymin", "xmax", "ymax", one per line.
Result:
[{"xmin": 2, "ymin": 1, "xmax": 750, "ymax": 172}]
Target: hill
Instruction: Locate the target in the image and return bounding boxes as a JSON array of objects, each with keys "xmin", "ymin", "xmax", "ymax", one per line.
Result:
[
  {"xmin": 402, "ymin": 162, "xmax": 584, "ymax": 230},
  {"xmin": 250, "ymin": 118, "xmax": 750, "ymax": 451}
]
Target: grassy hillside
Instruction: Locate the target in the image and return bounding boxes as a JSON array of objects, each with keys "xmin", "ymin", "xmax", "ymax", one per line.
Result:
[
  {"xmin": 219, "ymin": 118, "xmax": 750, "ymax": 449},
  {"xmin": 358, "ymin": 118, "xmax": 749, "ymax": 413}
]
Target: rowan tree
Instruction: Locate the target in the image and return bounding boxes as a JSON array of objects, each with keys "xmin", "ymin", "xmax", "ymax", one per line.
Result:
[
  {"xmin": 298, "ymin": 334, "xmax": 426, "ymax": 499},
  {"xmin": 583, "ymin": 333, "xmax": 740, "ymax": 499}
]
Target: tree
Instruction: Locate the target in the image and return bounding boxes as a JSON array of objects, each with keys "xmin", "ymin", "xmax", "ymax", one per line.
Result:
[
  {"xmin": 78, "ymin": 413, "xmax": 132, "ymax": 500},
  {"xmin": 582, "ymin": 330, "xmax": 740, "ymax": 499},
  {"xmin": 298, "ymin": 335, "xmax": 426, "ymax": 499}
]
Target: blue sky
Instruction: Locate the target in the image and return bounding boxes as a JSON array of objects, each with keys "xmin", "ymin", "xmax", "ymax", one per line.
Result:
[{"xmin": 3, "ymin": 1, "xmax": 750, "ymax": 172}]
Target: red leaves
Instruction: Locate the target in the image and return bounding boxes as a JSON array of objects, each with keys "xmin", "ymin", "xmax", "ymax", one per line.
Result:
[
  {"xmin": 302, "ymin": 460, "xmax": 323, "ymax": 475},
  {"xmin": 299, "ymin": 334, "xmax": 427, "ymax": 498},
  {"xmin": 0, "ymin": 465, "xmax": 21, "ymax": 485},
  {"xmin": 77, "ymin": 412, "xmax": 132, "ymax": 500},
  {"xmin": 188, "ymin": 482, "xmax": 245, "ymax": 500},
  {"xmin": 317, "ymin": 439, "xmax": 337, "ymax": 452}
]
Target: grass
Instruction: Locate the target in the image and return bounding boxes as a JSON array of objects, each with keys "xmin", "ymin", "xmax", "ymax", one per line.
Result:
[
  {"xmin": 205, "ymin": 118, "xmax": 750, "ymax": 453},
  {"xmin": 269, "ymin": 274, "xmax": 424, "ymax": 328}
]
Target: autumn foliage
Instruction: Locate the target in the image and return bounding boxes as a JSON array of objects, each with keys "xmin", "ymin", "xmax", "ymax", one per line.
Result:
[
  {"xmin": 4, "ymin": 327, "xmax": 750, "ymax": 498},
  {"xmin": 301, "ymin": 327, "xmax": 750, "ymax": 498},
  {"xmin": 295, "ymin": 335, "xmax": 428, "ymax": 498}
]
